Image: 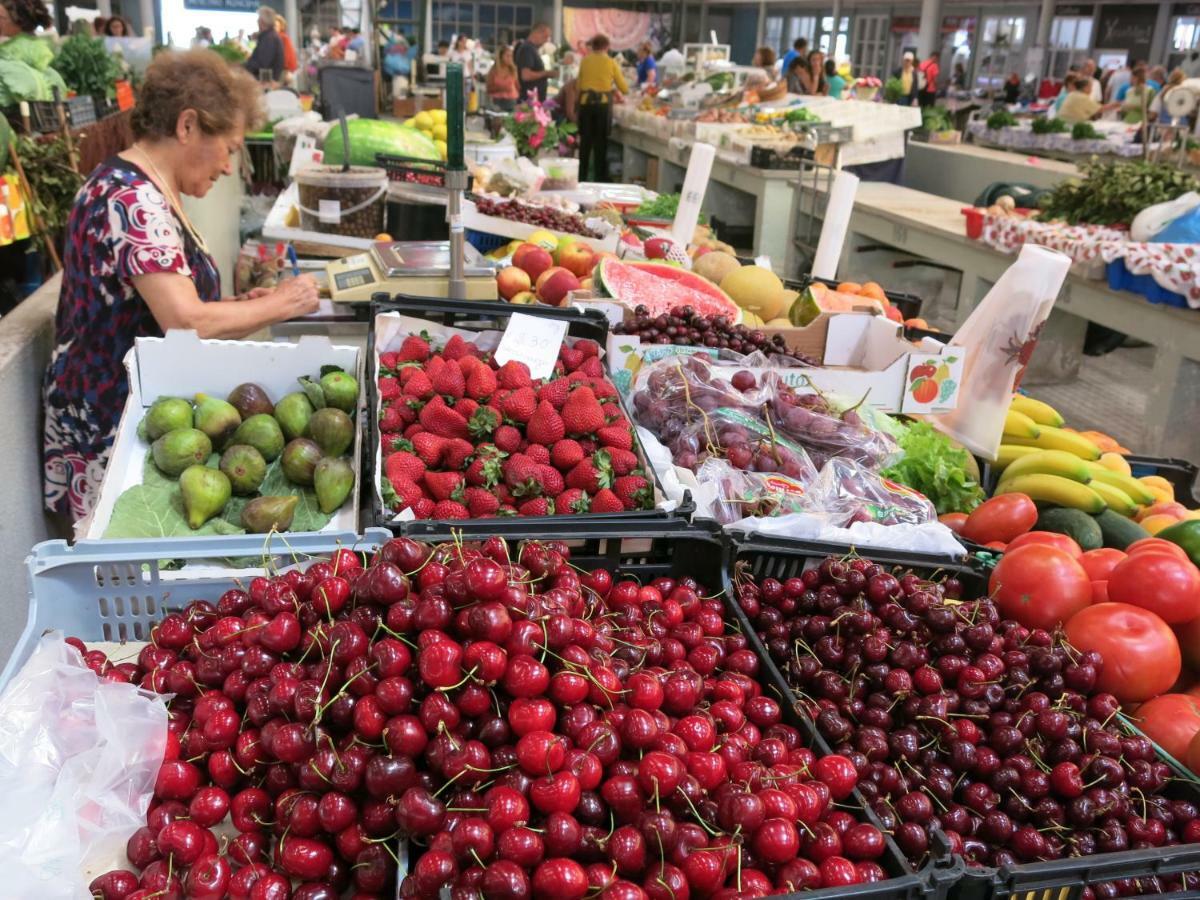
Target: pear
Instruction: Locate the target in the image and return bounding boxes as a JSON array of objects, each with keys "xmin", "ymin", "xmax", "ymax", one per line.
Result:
[
  {"xmin": 219, "ymin": 444, "xmax": 267, "ymax": 495},
  {"xmin": 144, "ymin": 397, "xmax": 193, "ymax": 440},
  {"xmin": 151, "ymin": 428, "xmax": 212, "ymax": 477},
  {"xmin": 314, "ymin": 456, "xmax": 355, "ymax": 514},
  {"xmin": 275, "ymin": 391, "xmax": 314, "ymax": 441},
  {"xmin": 242, "ymin": 495, "xmax": 299, "ymax": 533},
  {"xmin": 179, "ymin": 465, "xmax": 231, "ymax": 529},
  {"xmin": 308, "ymin": 407, "xmax": 354, "ymax": 457},
  {"xmin": 319, "ymin": 370, "xmax": 359, "ymax": 413},
  {"xmin": 231, "ymin": 414, "xmax": 286, "ymax": 462},
  {"xmin": 281, "ymin": 438, "xmax": 322, "ymax": 486},
  {"xmin": 227, "ymin": 383, "xmax": 275, "ymax": 419},
  {"xmin": 193, "ymin": 393, "xmax": 242, "ymax": 448}
]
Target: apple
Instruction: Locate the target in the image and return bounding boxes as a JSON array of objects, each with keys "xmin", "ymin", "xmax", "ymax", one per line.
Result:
[
  {"xmin": 579, "ymin": 277, "xmax": 593, "ymax": 291},
  {"xmin": 496, "ymin": 266, "xmax": 532, "ymax": 300},
  {"xmin": 558, "ymin": 242, "xmax": 596, "ymax": 279},
  {"xmin": 644, "ymin": 236, "xmax": 674, "ymax": 260},
  {"xmin": 509, "ymin": 291, "xmax": 537, "ymax": 304},
  {"xmin": 535, "ymin": 267, "xmax": 580, "ymax": 306},
  {"xmin": 512, "ymin": 243, "xmax": 554, "ymax": 281}
]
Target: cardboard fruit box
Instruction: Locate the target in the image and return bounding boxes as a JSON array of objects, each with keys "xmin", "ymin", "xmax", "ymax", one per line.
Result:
[{"xmin": 84, "ymin": 331, "xmax": 364, "ymax": 542}]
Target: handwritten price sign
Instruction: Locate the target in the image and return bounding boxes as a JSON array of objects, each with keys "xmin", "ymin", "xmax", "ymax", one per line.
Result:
[{"xmin": 494, "ymin": 313, "xmax": 569, "ymax": 381}]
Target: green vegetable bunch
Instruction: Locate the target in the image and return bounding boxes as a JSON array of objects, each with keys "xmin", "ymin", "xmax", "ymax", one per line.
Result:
[
  {"xmin": 881, "ymin": 421, "xmax": 984, "ymax": 515},
  {"xmin": 1072, "ymin": 122, "xmax": 1101, "ymax": 141},
  {"xmin": 921, "ymin": 106, "xmax": 953, "ymax": 133},
  {"xmin": 883, "ymin": 77, "xmax": 905, "ymax": 104},
  {"xmin": 1037, "ymin": 158, "xmax": 1200, "ymax": 225},
  {"xmin": 633, "ymin": 193, "xmax": 681, "ymax": 219},
  {"xmin": 211, "ymin": 40, "xmax": 249, "ymax": 64},
  {"xmin": 15, "ymin": 134, "xmax": 83, "ymax": 248},
  {"xmin": 52, "ymin": 34, "xmax": 124, "ymax": 99},
  {"xmin": 785, "ymin": 107, "xmax": 820, "ymax": 124},
  {"xmin": 1031, "ymin": 116, "xmax": 1068, "ymax": 135},
  {"xmin": 986, "ymin": 110, "xmax": 1017, "ymax": 130}
]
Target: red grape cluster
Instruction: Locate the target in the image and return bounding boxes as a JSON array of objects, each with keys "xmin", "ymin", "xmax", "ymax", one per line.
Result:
[
  {"xmin": 734, "ymin": 556, "xmax": 1200, "ymax": 894},
  {"xmin": 613, "ymin": 306, "xmax": 810, "ymax": 360},
  {"xmin": 474, "ymin": 196, "xmax": 602, "ymax": 238},
  {"xmin": 81, "ymin": 537, "xmax": 894, "ymax": 900}
]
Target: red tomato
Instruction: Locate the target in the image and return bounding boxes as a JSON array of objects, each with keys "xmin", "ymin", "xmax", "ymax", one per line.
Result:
[
  {"xmin": 1107, "ymin": 553, "xmax": 1200, "ymax": 624},
  {"xmin": 1178, "ymin": 617, "xmax": 1200, "ymax": 671},
  {"xmin": 1091, "ymin": 581, "xmax": 1109, "ymax": 603},
  {"xmin": 938, "ymin": 513, "xmax": 968, "ymax": 535},
  {"xmin": 1186, "ymin": 728, "xmax": 1200, "ymax": 775},
  {"xmin": 1127, "ymin": 538, "xmax": 1192, "ymax": 562},
  {"xmin": 989, "ymin": 545, "xmax": 1092, "ymax": 631},
  {"xmin": 1080, "ymin": 548, "xmax": 1127, "ymax": 581},
  {"xmin": 1065, "ymin": 602, "xmax": 1181, "ymax": 703},
  {"xmin": 962, "ymin": 494, "xmax": 1037, "ymax": 544},
  {"xmin": 984, "ymin": 541, "xmax": 1008, "ymax": 552},
  {"xmin": 1005, "ymin": 531, "xmax": 1083, "ymax": 559},
  {"xmin": 1132, "ymin": 693, "xmax": 1200, "ymax": 761}
]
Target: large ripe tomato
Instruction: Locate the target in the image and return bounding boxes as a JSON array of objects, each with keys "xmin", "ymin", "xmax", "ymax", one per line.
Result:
[
  {"xmin": 1176, "ymin": 616, "xmax": 1200, "ymax": 671},
  {"xmin": 1005, "ymin": 531, "xmax": 1083, "ymax": 559},
  {"xmin": 1091, "ymin": 581, "xmax": 1109, "ymax": 603},
  {"xmin": 1131, "ymin": 693, "xmax": 1200, "ymax": 761},
  {"xmin": 1065, "ymin": 603, "xmax": 1181, "ymax": 703},
  {"xmin": 938, "ymin": 513, "xmax": 968, "ymax": 535},
  {"xmin": 1186, "ymin": 728, "xmax": 1200, "ymax": 776},
  {"xmin": 989, "ymin": 545, "xmax": 1092, "ymax": 630},
  {"xmin": 1127, "ymin": 538, "xmax": 1192, "ymax": 563},
  {"xmin": 1107, "ymin": 553, "xmax": 1200, "ymax": 624},
  {"xmin": 962, "ymin": 494, "xmax": 1037, "ymax": 544},
  {"xmin": 1080, "ymin": 548, "xmax": 1127, "ymax": 582}
]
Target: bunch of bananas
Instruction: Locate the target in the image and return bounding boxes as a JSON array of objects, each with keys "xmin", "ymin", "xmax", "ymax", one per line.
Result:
[{"xmin": 992, "ymin": 396, "xmax": 1154, "ymax": 518}]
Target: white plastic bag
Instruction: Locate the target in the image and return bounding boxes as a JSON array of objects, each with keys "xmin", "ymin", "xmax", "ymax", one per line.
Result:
[
  {"xmin": 1131, "ymin": 191, "xmax": 1200, "ymax": 242},
  {"xmin": 0, "ymin": 632, "xmax": 168, "ymax": 899}
]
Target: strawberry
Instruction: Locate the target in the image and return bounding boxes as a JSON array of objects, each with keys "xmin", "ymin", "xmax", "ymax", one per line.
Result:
[
  {"xmin": 566, "ymin": 457, "xmax": 612, "ymax": 493},
  {"xmin": 385, "ymin": 450, "xmax": 425, "ymax": 484},
  {"xmin": 386, "ymin": 435, "xmax": 412, "ymax": 454},
  {"xmin": 384, "ymin": 475, "xmax": 426, "ymax": 512},
  {"xmin": 404, "ymin": 422, "xmax": 423, "ymax": 439},
  {"xmin": 466, "ymin": 452, "xmax": 504, "ymax": 488},
  {"xmin": 575, "ymin": 338, "xmax": 600, "ymax": 358},
  {"xmin": 554, "ymin": 488, "xmax": 590, "ymax": 514},
  {"xmin": 397, "ymin": 334, "xmax": 431, "ymax": 362},
  {"xmin": 613, "ymin": 474, "xmax": 651, "ymax": 510},
  {"xmin": 606, "ymin": 447, "xmax": 640, "ymax": 476},
  {"xmin": 601, "ymin": 400, "xmax": 624, "ymax": 423},
  {"xmin": 379, "ymin": 376, "xmax": 401, "ymax": 402},
  {"xmin": 497, "ymin": 360, "xmax": 533, "ymax": 389},
  {"xmin": 590, "ymin": 489, "xmax": 624, "ymax": 513},
  {"xmin": 468, "ymin": 406, "xmax": 500, "ymax": 439},
  {"xmin": 551, "ymin": 439, "xmax": 585, "ymax": 471},
  {"xmin": 379, "ymin": 351, "xmax": 400, "ymax": 371},
  {"xmin": 411, "ymin": 433, "xmax": 447, "ymax": 467},
  {"xmin": 495, "ymin": 484, "xmax": 514, "ymax": 505},
  {"xmin": 500, "ymin": 387, "xmax": 538, "ymax": 424},
  {"xmin": 537, "ymin": 378, "xmax": 572, "ymax": 409},
  {"xmin": 499, "ymin": 504, "xmax": 518, "ymax": 516},
  {"xmin": 457, "ymin": 398, "xmax": 480, "ymax": 421},
  {"xmin": 411, "ymin": 497, "xmax": 436, "ymax": 518},
  {"xmin": 579, "ymin": 357, "xmax": 604, "ymax": 379},
  {"xmin": 518, "ymin": 497, "xmax": 554, "ymax": 516},
  {"xmin": 432, "ymin": 499, "xmax": 470, "ymax": 519},
  {"xmin": 419, "ymin": 397, "xmax": 469, "ymax": 439},
  {"xmin": 590, "ymin": 379, "xmax": 619, "ymax": 400},
  {"xmin": 441, "ymin": 438, "xmax": 474, "ymax": 470},
  {"xmin": 399, "ymin": 367, "xmax": 418, "ymax": 385},
  {"xmin": 464, "ymin": 487, "xmax": 500, "ymax": 517},
  {"xmin": 466, "ymin": 365, "xmax": 498, "ymax": 401},
  {"xmin": 443, "ymin": 334, "xmax": 472, "ymax": 361},
  {"xmin": 597, "ymin": 425, "xmax": 633, "ymax": 451},
  {"xmin": 525, "ymin": 443, "xmax": 551, "ymax": 466},
  {"xmin": 503, "ymin": 454, "xmax": 543, "ymax": 496},
  {"xmin": 526, "ymin": 400, "xmax": 566, "ymax": 446},
  {"xmin": 424, "ymin": 470, "xmax": 465, "ymax": 501},
  {"xmin": 559, "ymin": 346, "xmax": 585, "ymax": 372},
  {"xmin": 566, "ymin": 371, "xmax": 589, "ymax": 386},
  {"xmin": 431, "ymin": 360, "xmax": 466, "ymax": 399},
  {"xmin": 403, "ymin": 370, "xmax": 434, "ymax": 400},
  {"xmin": 538, "ymin": 465, "xmax": 565, "ymax": 497},
  {"xmin": 494, "ymin": 425, "xmax": 522, "ymax": 453},
  {"xmin": 562, "ymin": 386, "xmax": 605, "ymax": 436},
  {"xmin": 379, "ymin": 405, "xmax": 406, "ymax": 434}
]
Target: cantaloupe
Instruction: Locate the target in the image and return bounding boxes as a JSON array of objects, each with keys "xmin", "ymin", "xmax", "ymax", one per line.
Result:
[
  {"xmin": 693, "ymin": 250, "xmax": 741, "ymax": 286},
  {"xmin": 721, "ymin": 265, "xmax": 787, "ymax": 321}
]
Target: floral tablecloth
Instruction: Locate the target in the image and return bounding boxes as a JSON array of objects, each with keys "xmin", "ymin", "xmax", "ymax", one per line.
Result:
[{"xmin": 967, "ymin": 121, "xmax": 1146, "ymax": 157}]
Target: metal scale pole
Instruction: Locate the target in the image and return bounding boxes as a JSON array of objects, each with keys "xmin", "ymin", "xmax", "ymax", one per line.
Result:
[{"xmin": 445, "ymin": 62, "xmax": 468, "ymax": 301}]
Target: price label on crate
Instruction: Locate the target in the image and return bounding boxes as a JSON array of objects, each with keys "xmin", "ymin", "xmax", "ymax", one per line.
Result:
[{"xmin": 494, "ymin": 313, "xmax": 568, "ymax": 381}]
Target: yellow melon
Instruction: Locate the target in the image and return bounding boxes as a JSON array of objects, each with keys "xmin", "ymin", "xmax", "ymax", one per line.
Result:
[
  {"xmin": 692, "ymin": 250, "xmax": 741, "ymax": 286},
  {"xmin": 721, "ymin": 265, "xmax": 787, "ymax": 321}
]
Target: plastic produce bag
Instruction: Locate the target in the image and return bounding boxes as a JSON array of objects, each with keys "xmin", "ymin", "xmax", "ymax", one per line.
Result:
[
  {"xmin": 1131, "ymin": 191, "xmax": 1200, "ymax": 242},
  {"xmin": 697, "ymin": 457, "xmax": 810, "ymax": 524},
  {"xmin": 801, "ymin": 457, "xmax": 937, "ymax": 527},
  {"xmin": 0, "ymin": 632, "xmax": 168, "ymax": 899},
  {"xmin": 1150, "ymin": 201, "xmax": 1200, "ymax": 244}
]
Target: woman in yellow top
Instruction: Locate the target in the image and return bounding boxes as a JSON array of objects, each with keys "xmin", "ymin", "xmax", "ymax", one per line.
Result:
[{"xmin": 576, "ymin": 33, "xmax": 628, "ymax": 182}]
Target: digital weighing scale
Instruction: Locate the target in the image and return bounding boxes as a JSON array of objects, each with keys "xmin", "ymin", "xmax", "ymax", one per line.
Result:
[{"xmin": 325, "ymin": 240, "xmax": 498, "ymax": 303}]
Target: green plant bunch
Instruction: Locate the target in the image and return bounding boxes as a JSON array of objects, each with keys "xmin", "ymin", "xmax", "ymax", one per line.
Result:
[
  {"xmin": 14, "ymin": 134, "xmax": 83, "ymax": 248},
  {"xmin": 1072, "ymin": 122, "xmax": 1101, "ymax": 141},
  {"xmin": 986, "ymin": 109, "xmax": 1017, "ymax": 129},
  {"xmin": 1037, "ymin": 158, "xmax": 1200, "ymax": 225},
  {"xmin": 211, "ymin": 40, "xmax": 249, "ymax": 64},
  {"xmin": 1031, "ymin": 116, "xmax": 1068, "ymax": 134},
  {"xmin": 921, "ymin": 106, "xmax": 953, "ymax": 133},
  {"xmin": 883, "ymin": 76, "xmax": 905, "ymax": 103},
  {"xmin": 52, "ymin": 34, "xmax": 124, "ymax": 98}
]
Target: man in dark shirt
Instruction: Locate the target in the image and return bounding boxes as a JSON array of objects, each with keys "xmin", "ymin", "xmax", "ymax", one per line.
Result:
[
  {"xmin": 515, "ymin": 23, "xmax": 551, "ymax": 102},
  {"xmin": 245, "ymin": 6, "xmax": 285, "ymax": 84}
]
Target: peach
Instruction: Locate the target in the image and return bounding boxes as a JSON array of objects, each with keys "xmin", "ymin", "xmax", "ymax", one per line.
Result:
[
  {"xmin": 1137, "ymin": 501, "xmax": 1190, "ymax": 523},
  {"xmin": 535, "ymin": 266, "xmax": 580, "ymax": 306},
  {"xmin": 509, "ymin": 290, "xmax": 537, "ymax": 305},
  {"xmin": 558, "ymin": 242, "xmax": 597, "ymax": 279},
  {"xmin": 496, "ymin": 266, "xmax": 532, "ymax": 300},
  {"xmin": 512, "ymin": 243, "xmax": 553, "ymax": 281}
]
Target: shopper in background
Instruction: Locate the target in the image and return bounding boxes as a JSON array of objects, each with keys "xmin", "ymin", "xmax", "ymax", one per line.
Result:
[
  {"xmin": 917, "ymin": 50, "xmax": 939, "ymax": 106},
  {"xmin": 244, "ymin": 5, "xmax": 285, "ymax": 84},
  {"xmin": 577, "ymin": 33, "xmax": 626, "ymax": 182},
  {"xmin": 1148, "ymin": 65, "xmax": 1167, "ymax": 92},
  {"xmin": 1058, "ymin": 76, "xmax": 1107, "ymax": 123},
  {"xmin": 275, "ymin": 15, "xmax": 298, "ymax": 82},
  {"xmin": 896, "ymin": 55, "xmax": 919, "ymax": 105},
  {"xmin": 103, "ymin": 16, "xmax": 129, "ymax": 36},
  {"xmin": 1151, "ymin": 68, "xmax": 1187, "ymax": 122},
  {"xmin": 43, "ymin": 49, "xmax": 319, "ymax": 524},
  {"xmin": 0, "ymin": 0, "xmax": 50, "ymax": 41},
  {"xmin": 781, "ymin": 36, "xmax": 808, "ymax": 80},
  {"xmin": 192, "ymin": 26, "xmax": 213, "ymax": 48},
  {"xmin": 951, "ymin": 61, "xmax": 966, "ymax": 89},
  {"xmin": 785, "ymin": 56, "xmax": 806, "ymax": 94},
  {"xmin": 516, "ymin": 22, "xmax": 552, "ymax": 101},
  {"xmin": 797, "ymin": 49, "xmax": 826, "ymax": 95},
  {"xmin": 1053, "ymin": 74, "xmax": 1076, "ymax": 114},
  {"xmin": 1001, "ymin": 72, "xmax": 1021, "ymax": 104},
  {"xmin": 449, "ymin": 34, "xmax": 473, "ymax": 79},
  {"xmin": 636, "ymin": 41, "xmax": 657, "ymax": 87},
  {"xmin": 751, "ymin": 46, "xmax": 776, "ymax": 80},
  {"xmin": 486, "ymin": 44, "xmax": 520, "ymax": 111},
  {"xmin": 1105, "ymin": 59, "xmax": 1133, "ymax": 102},
  {"xmin": 1119, "ymin": 66, "xmax": 1155, "ymax": 124},
  {"xmin": 825, "ymin": 58, "xmax": 846, "ymax": 98},
  {"xmin": 1081, "ymin": 58, "xmax": 1102, "ymax": 101}
]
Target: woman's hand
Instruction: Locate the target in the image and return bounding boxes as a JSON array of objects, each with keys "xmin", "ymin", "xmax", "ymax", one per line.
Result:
[{"xmin": 273, "ymin": 274, "xmax": 321, "ymax": 318}]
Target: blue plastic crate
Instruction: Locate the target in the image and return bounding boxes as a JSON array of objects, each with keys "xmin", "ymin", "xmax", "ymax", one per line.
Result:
[
  {"xmin": 465, "ymin": 228, "xmax": 509, "ymax": 254},
  {"xmin": 1106, "ymin": 258, "xmax": 1190, "ymax": 309},
  {"xmin": 0, "ymin": 529, "xmax": 391, "ymax": 690}
]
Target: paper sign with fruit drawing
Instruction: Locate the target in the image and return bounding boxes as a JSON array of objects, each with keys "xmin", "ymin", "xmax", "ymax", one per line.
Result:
[{"xmin": 901, "ymin": 354, "xmax": 964, "ymax": 414}]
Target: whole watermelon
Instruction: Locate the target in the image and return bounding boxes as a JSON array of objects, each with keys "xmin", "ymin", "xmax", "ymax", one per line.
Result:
[{"xmin": 322, "ymin": 119, "xmax": 440, "ymax": 166}]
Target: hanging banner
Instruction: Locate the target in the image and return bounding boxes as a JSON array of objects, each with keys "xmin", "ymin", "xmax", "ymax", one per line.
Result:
[{"xmin": 562, "ymin": 7, "xmax": 669, "ymax": 53}]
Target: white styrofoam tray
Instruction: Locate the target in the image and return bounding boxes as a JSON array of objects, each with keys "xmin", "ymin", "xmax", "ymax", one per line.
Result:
[{"xmin": 462, "ymin": 198, "xmax": 621, "ymax": 254}]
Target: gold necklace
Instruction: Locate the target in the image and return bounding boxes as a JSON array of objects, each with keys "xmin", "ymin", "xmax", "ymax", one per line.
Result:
[{"xmin": 131, "ymin": 143, "xmax": 211, "ymax": 255}]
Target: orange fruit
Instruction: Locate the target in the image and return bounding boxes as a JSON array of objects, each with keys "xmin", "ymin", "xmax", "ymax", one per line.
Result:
[
  {"xmin": 861, "ymin": 282, "xmax": 888, "ymax": 302},
  {"xmin": 836, "ymin": 282, "xmax": 862, "ymax": 294}
]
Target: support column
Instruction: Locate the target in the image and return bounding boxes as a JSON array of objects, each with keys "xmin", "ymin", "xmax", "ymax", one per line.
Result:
[
  {"xmin": 552, "ymin": 0, "xmax": 562, "ymax": 46},
  {"xmin": 139, "ymin": 0, "xmax": 156, "ymax": 43},
  {"xmin": 756, "ymin": 0, "xmax": 766, "ymax": 49},
  {"xmin": 698, "ymin": 4, "xmax": 708, "ymax": 44},
  {"xmin": 423, "ymin": 0, "xmax": 433, "ymax": 59},
  {"xmin": 360, "ymin": 0, "xmax": 373, "ymax": 65},
  {"xmin": 830, "ymin": 0, "xmax": 842, "ymax": 55},
  {"xmin": 97, "ymin": 0, "xmax": 112, "ymax": 17},
  {"xmin": 1033, "ymin": 0, "xmax": 1054, "ymax": 79},
  {"xmin": 679, "ymin": 3, "xmax": 688, "ymax": 46},
  {"xmin": 285, "ymin": 0, "xmax": 299, "ymax": 63},
  {"xmin": 916, "ymin": 0, "xmax": 941, "ymax": 59}
]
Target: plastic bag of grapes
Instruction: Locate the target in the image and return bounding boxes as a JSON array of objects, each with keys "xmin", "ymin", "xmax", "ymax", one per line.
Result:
[
  {"xmin": 669, "ymin": 406, "xmax": 819, "ymax": 483},
  {"xmin": 631, "ymin": 353, "xmax": 770, "ymax": 446},
  {"xmin": 801, "ymin": 457, "xmax": 936, "ymax": 527},
  {"xmin": 698, "ymin": 457, "xmax": 810, "ymax": 525},
  {"xmin": 763, "ymin": 374, "xmax": 901, "ymax": 470}
]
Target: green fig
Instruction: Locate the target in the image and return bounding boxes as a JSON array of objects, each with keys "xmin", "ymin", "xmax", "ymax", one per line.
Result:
[
  {"xmin": 151, "ymin": 428, "xmax": 213, "ymax": 477},
  {"xmin": 275, "ymin": 392, "xmax": 315, "ymax": 441},
  {"xmin": 241, "ymin": 495, "xmax": 299, "ymax": 533},
  {"xmin": 319, "ymin": 370, "xmax": 359, "ymax": 413},
  {"xmin": 144, "ymin": 397, "xmax": 193, "ymax": 440},
  {"xmin": 308, "ymin": 407, "xmax": 354, "ymax": 457},
  {"xmin": 281, "ymin": 437, "xmax": 322, "ymax": 486},
  {"xmin": 227, "ymin": 383, "xmax": 275, "ymax": 419},
  {"xmin": 231, "ymin": 414, "xmax": 286, "ymax": 462},
  {"xmin": 179, "ymin": 464, "xmax": 231, "ymax": 529},
  {"xmin": 314, "ymin": 456, "xmax": 355, "ymax": 514},
  {"xmin": 219, "ymin": 444, "xmax": 267, "ymax": 495},
  {"xmin": 194, "ymin": 393, "xmax": 242, "ymax": 448}
]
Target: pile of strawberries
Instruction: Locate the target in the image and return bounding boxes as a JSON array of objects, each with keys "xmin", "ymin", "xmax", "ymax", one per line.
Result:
[{"xmin": 377, "ymin": 332, "xmax": 654, "ymax": 519}]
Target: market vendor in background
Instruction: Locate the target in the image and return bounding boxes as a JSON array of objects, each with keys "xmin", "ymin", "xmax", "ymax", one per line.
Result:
[
  {"xmin": 276, "ymin": 15, "xmax": 299, "ymax": 85},
  {"xmin": 516, "ymin": 22, "xmax": 552, "ymax": 102},
  {"xmin": 751, "ymin": 46, "xmax": 776, "ymax": 81},
  {"xmin": 917, "ymin": 50, "xmax": 939, "ymax": 107},
  {"xmin": 636, "ymin": 42, "xmax": 656, "ymax": 88},
  {"xmin": 825, "ymin": 59, "xmax": 847, "ymax": 98},
  {"xmin": 577, "ymin": 34, "xmax": 626, "ymax": 182},
  {"xmin": 0, "ymin": 0, "xmax": 51, "ymax": 52},
  {"xmin": 104, "ymin": 16, "xmax": 129, "ymax": 36},
  {"xmin": 486, "ymin": 45, "xmax": 520, "ymax": 111},
  {"xmin": 42, "ymin": 49, "xmax": 319, "ymax": 524},
  {"xmin": 1057, "ymin": 76, "xmax": 1116, "ymax": 123},
  {"xmin": 1119, "ymin": 66, "xmax": 1156, "ymax": 124},
  {"xmin": 244, "ymin": 5, "xmax": 285, "ymax": 85},
  {"xmin": 895, "ymin": 55, "xmax": 919, "ymax": 105}
]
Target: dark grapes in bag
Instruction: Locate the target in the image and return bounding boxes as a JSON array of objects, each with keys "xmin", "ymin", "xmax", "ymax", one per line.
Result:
[{"xmin": 802, "ymin": 457, "xmax": 936, "ymax": 527}]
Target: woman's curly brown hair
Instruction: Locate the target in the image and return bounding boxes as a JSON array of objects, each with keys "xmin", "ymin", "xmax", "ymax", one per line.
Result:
[
  {"xmin": 131, "ymin": 49, "xmax": 265, "ymax": 139},
  {"xmin": 2, "ymin": 0, "xmax": 52, "ymax": 33}
]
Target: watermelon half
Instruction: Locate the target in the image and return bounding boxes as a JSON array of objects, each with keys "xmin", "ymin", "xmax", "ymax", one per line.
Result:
[
  {"xmin": 596, "ymin": 259, "xmax": 740, "ymax": 320},
  {"xmin": 322, "ymin": 118, "xmax": 441, "ymax": 167}
]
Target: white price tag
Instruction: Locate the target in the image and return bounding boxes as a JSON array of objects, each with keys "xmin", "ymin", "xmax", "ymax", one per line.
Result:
[
  {"xmin": 288, "ymin": 135, "xmax": 323, "ymax": 177},
  {"xmin": 318, "ymin": 200, "xmax": 341, "ymax": 224},
  {"xmin": 754, "ymin": 255, "xmax": 773, "ymax": 270},
  {"xmin": 494, "ymin": 313, "xmax": 568, "ymax": 381}
]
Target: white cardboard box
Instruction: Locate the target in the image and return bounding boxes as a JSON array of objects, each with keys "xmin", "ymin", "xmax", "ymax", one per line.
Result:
[{"xmin": 83, "ymin": 330, "xmax": 364, "ymax": 540}]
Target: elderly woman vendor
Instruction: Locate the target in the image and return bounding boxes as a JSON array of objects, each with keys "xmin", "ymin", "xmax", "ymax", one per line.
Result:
[{"xmin": 43, "ymin": 49, "xmax": 319, "ymax": 522}]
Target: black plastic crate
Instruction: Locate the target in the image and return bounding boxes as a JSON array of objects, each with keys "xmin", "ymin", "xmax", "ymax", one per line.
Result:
[
  {"xmin": 750, "ymin": 145, "xmax": 812, "ymax": 169},
  {"xmin": 1126, "ymin": 455, "xmax": 1200, "ymax": 508},
  {"xmin": 366, "ymin": 295, "xmax": 691, "ymax": 536},
  {"xmin": 28, "ymin": 95, "xmax": 97, "ymax": 133},
  {"xmin": 376, "ymin": 152, "xmax": 474, "ymax": 192}
]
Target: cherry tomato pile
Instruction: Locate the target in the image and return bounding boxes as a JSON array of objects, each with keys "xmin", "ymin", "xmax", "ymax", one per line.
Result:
[
  {"xmin": 733, "ymin": 554, "xmax": 1200, "ymax": 888},
  {"xmin": 81, "ymin": 537, "xmax": 895, "ymax": 900}
]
